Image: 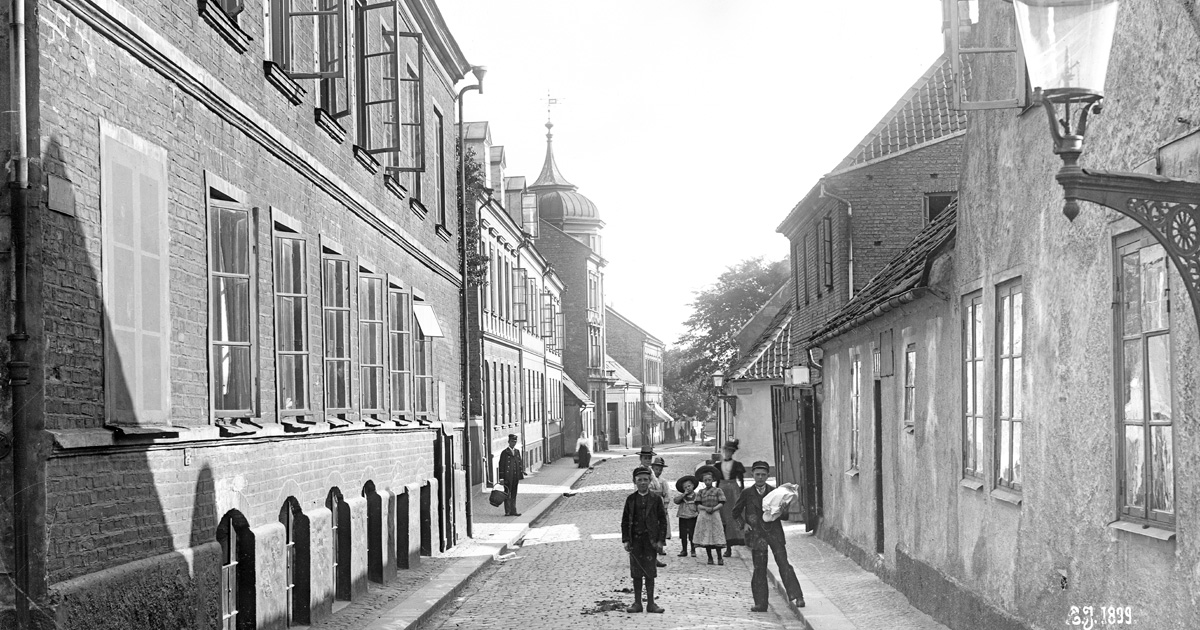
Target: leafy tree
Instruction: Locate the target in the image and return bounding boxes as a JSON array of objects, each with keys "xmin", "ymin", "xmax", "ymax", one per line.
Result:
[{"xmin": 457, "ymin": 142, "xmax": 491, "ymax": 287}]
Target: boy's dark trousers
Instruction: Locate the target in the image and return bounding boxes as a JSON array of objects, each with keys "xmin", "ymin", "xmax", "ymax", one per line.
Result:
[{"xmin": 677, "ymin": 517, "xmax": 696, "ymax": 554}]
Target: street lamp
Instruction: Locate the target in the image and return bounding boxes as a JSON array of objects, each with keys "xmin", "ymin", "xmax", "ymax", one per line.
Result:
[
  {"xmin": 456, "ymin": 64, "xmax": 485, "ymax": 539},
  {"xmin": 1012, "ymin": 0, "xmax": 1200, "ymax": 331},
  {"xmin": 711, "ymin": 370, "xmax": 724, "ymax": 388}
]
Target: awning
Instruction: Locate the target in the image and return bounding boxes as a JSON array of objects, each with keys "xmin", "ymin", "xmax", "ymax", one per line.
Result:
[
  {"xmin": 412, "ymin": 303, "xmax": 444, "ymax": 338},
  {"xmin": 650, "ymin": 403, "xmax": 674, "ymax": 424},
  {"xmin": 562, "ymin": 374, "xmax": 594, "ymax": 407}
]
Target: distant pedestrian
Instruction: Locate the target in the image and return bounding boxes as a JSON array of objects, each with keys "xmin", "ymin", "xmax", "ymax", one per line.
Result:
[
  {"xmin": 622, "ymin": 466, "xmax": 667, "ymax": 614},
  {"xmin": 499, "ymin": 434, "xmax": 526, "ymax": 516},
  {"xmin": 691, "ymin": 465, "xmax": 727, "ymax": 565},
  {"xmin": 718, "ymin": 439, "xmax": 746, "ymax": 556},
  {"xmin": 734, "ymin": 461, "xmax": 806, "ymax": 611},
  {"xmin": 673, "ymin": 474, "xmax": 699, "ymax": 557}
]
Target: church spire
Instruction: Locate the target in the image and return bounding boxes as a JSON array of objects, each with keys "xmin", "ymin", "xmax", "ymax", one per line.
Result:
[{"xmin": 529, "ymin": 120, "xmax": 576, "ymax": 191}]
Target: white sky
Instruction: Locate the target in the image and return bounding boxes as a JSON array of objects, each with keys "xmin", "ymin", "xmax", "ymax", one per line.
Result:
[{"xmin": 440, "ymin": 1, "xmax": 945, "ymax": 346}]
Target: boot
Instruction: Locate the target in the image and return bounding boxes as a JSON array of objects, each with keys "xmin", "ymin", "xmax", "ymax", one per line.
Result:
[
  {"xmin": 724, "ymin": 545, "xmax": 733, "ymax": 558},
  {"xmin": 678, "ymin": 545, "xmax": 688, "ymax": 557},
  {"xmin": 626, "ymin": 578, "xmax": 643, "ymax": 613},
  {"xmin": 646, "ymin": 581, "xmax": 664, "ymax": 614}
]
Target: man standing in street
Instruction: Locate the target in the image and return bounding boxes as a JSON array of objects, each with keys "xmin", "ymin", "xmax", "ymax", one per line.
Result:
[
  {"xmin": 733, "ymin": 460, "xmax": 805, "ymax": 612},
  {"xmin": 499, "ymin": 434, "xmax": 526, "ymax": 516}
]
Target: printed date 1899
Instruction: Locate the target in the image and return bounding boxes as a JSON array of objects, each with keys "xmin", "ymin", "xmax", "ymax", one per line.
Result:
[{"xmin": 1066, "ymin": 606, "xmax": 1134, "ymax": 627}]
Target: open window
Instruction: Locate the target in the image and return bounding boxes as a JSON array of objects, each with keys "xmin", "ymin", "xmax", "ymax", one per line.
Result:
[
  {"xmin": 944, "ymin": 0, "xmax": 1030, "ymax": 109},
  {"xmin": 354, "ymin": 0, "xmax": 425, "ymax": 175},
  {"xmin": 271, "ymin": 0, "xmax": 346, "ymax": 80},
  {"xmin": 512, "ymin": 267, "xmax": 528, "ymax": 323},
  {"xmin": 541, "ymin": 293, "xmax": 555, "ymax": 339}
]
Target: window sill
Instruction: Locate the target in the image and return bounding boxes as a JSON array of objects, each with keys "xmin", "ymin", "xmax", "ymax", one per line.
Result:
[
  {"xmin": 197, "ymin": 0, "xmax": 251, "ymax": 54},
  {"xmin": 279, "ymin": 419, "xmax": 310, "ymax": 433},
  {"xmin": 215, "ymin": 419, "xmax": 260, "ymax": 437},
  {"xmin": 844, "ymin": 468, "xmax": 860, "ymax": 479},
  {"xmin": 263, "ymin": 61, "xmax": 305, "ymax": 105},
  {"xmin": 410, "ymin": 197, "xmax": 428, "ymax": 220},
  {"xmin": 990, "ymin": 487, "xmax": 1022, "ymax": 506},
  {"xmin": 1107, "ymin": 520, "xmax": 1176, "ymax": 541},
  {"xmin": 436, "ymin": 225, "xmax": 453, "ymax": 243},
  {"xmin": 959, "ymin": 477, "xmax": 984, "ymax": 491},
  {"xmin": 326, "ymin": 415, "xmax": 353, "ymax": 428},
  {"xmin": 362, "ymin": 415, "xmax": 386, "ymax": 427},
  {"xmin": 107, "ymin": 424, "xmax": 183, "ymax": 439},
  {"xmin": 315, "ymin": 108, "xmax": 347, "ymax": 144},
  {"xmin": 385, "ymin": 174, "xmax": 408, "ymax": 200},
  {"xmin": 352, "ymin": 145, "xmax": 380, "ymax": 175}
]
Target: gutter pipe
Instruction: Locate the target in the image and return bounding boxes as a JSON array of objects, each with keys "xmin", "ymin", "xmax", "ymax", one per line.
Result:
[{"xmin": 456, "ymin": 66, "xmax": 484, "ymax": 539}]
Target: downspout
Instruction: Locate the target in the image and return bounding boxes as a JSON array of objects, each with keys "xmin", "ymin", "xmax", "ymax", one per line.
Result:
[
  {"xmin": 819, "ymin": 182, "xmax": 854, "ymax": 299},
  {"xmin": 8, "ymin": 0, "xmax": 31, "ymax": 623},
  {"xmin": 456, "ymin": 75, "xmax": 482, "ymax": 539}
]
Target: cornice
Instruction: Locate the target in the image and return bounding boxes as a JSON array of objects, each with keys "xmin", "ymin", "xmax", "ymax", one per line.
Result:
[{"xmin": 60, "ymin": 0, "xmax": 462, "ymax": 285}]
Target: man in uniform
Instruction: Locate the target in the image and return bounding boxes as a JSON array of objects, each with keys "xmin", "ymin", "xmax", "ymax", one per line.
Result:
[
  {"xmin": 498, "ymin": 434, "xmax": 526, "ymax": 516},
  {"xmin": 733, "ymin": 460, "xmax": 805, "ymax": 612}
]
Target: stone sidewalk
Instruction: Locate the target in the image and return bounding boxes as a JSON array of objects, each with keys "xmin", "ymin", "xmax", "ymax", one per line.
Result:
[
  {"xmin": 760, "ymin": 520, "xmax": 950, "ymax": 630},
  {"xmin": 306, "ymin": 453, "xmax": 606, "ymax": 630}
]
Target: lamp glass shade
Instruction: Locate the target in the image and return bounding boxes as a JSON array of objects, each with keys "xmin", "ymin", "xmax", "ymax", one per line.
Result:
[
  {"xmin": 711, "ymin": 371, "xmax": 724, "ymax": 388},
  {"xmin": 1013, "ymin": 0, "xmax": 1119, "ymax": 98}
]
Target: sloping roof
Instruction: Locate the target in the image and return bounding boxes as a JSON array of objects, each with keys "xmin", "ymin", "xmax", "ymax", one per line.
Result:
[
  {"xmin": 605, "ymin": 355, "xmax": 641, "ymax": 387},
  {"xmin": 562, "ymin": 373, "xmax": 594, "ymax": 407},
  {"xmin": 605, "ymin": 306, "xmax": 665, "ymax": 346},
  {"xmin": 830, "ymin": 56, "xmax": 967, "ymax": 173},
  {"xmin": 529, "ymin": 122, "xmax": 576, "ymax": 191},
  {"xmin": 810, "ymin": 200, "xmax": 958, "ymax": 346},
  {"xmin": 728, "ymin": 303, "xmax": 794, "ymax": 382}
]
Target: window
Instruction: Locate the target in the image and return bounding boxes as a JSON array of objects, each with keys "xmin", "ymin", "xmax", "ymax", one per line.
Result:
[
  {"xmin": 850, "ymin": 353, "xmax": 861, "ymax": 470},
  {"xmin": 792, "ymin": 239, "xmax": 804, "ymax": 308},
  {"xmin": 279, "ymin": 498, "xmax": 309, "ymax": 626},
  {"xmin": 322, "ymin": 248, "xmax": 352, "ymax": 413},
  {"xmin": 434, "ymin": 108, "xmax": 447, "ymax": 226},
  {"xmin": 554, "ymin": 305, "xmax": 565, "ymax": 352},
  {"xmin": 527, "ymin": 279, "xmax": 539, "ymax": 334},
  {"xmin": 359, "ymin": 269, "xmax": 386, "ymax": 417},
  {"xmin": 402, "ymin": 63, "xmax": 422, "ymax": 196},
  {"xmin": 587, "ymin": 271, "xmax": 600, "ymax": 313},
  {"xmin": 220, "ymin": 517, "xmax": 238, "ymax": 630},
  {"xmin": 1116, "ymin": 235, "xmax": 1174, "ymax": 526},
  {"xmin": 328, "ymin": 489, "xmax": 351, "ymax": 600},
  {"xmin": 209, "ymin": 194, "xmax": 257, "ymax": 418},
  {"xmin": 100, "ymin": 123, "xmax": 171, "ymax": 426},
  {"xmin": 413, "ymin": 301, "xmax": 437, "ymax": 418},
  {"xmin": 903, "ymin": 344, "xmax": 917, "ymax": 428},
  {"xmin": 388, "ymin": 285, "xmax": 413, "ymax": 419},
  {"xmin": 962, "ymin": 292, "xmax": 984, "ymax": 478},
  {"xmin": 822, "ymin": 215, "xmax": 833, "ymax": 290},
  {"xmin": 274, "ymin": 223, "xmax": 309, "ymax": 415},
  {"xmin": 926, "ymin": 193, "xmax": 956, "ymax": 223},
  {"xmin": 269, "ymin": 0, "xmax": 346, "ymax": 80},
  {"xmin": 540, "ymin": 292, "xmax": 555, "ymax": 340},
  {"xmin": 512, "ymin": 267, "xmax": 528, "ymax": 322},
  {"xmin": 353, "ymin": 0, "xmax": 423, "ymax": 174},
  {"xmin": 996, "ymin": 280, "xmax": 1023, "ymax": 490},
  {"xmin": 218, "ymin": 511, "xmax": 254, "ymax": 630},
  {"xmin": 588, "ymin": 326, "xmax": 602, "ymax": 369},
  {"xmin": 944, "ymin": 0, "xmax": 1029, "ymax": 109}
]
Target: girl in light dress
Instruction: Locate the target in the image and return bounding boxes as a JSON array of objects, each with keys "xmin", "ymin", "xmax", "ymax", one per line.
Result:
[{"xmin": 690, "ymin": 466, "xmax": 727, "ymax": 565}]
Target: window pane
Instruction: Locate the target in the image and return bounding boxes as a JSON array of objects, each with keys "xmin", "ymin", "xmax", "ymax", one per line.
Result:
[
  {"xmin": 278, "ymin": 355, "xmax": 305, "ymax": 410},
  {"xmin": 112, "ymin": 163, "xmax": 135, "ymax": 247},
  {"xmin": 323, "ymin": 259, "xmax": 349, "ymax": 307},
  {"xmin": 965, "ymin": 363, "xmax": 974, "ymax": 416},
  {"xmin": 1012, "ymin": 357, "xmax": 1023, "ymax": 419},
  {"xmin": 276, "ymin": 238, "xmax": 305, "ymax": 295},
  {"xmin": 211, "ymin": 277, "xmax": 250, "ymax": 343},
  {"xmin": 999, "ymin": 419, "xmax": 1011, "ymax": 483},
  {"xmin": 113, "ymin": 246, "xmax": 136, "ymax": 328},
  {"xmin": 974, "ymin": 417, "xmax": 983, "ymax": 475},
  {"xmin": 1141, "ymin": 245, "xmax": 1168, "ymax": 331},
  {"xmin": 141, "ymin": 254, "xmax": 161, "ymax": 332},
  {"xmin": 906, "ymin": 350, "xmax": 916, "ymax": 387},
  {"xmin": 1150, "ymin": 425, "xmax": 1174, "ymax": 514},
  {"xmin": 1011, "ymin": 421, "xmax": 1022, "ymax": 487},
  {"xmin": 325, "ymin": 361, "xmax": 349, "ymax": 408},
  {"xmin": 212, "ymin": 207, "xmax": 250, "ymax": 274},
  {"xmin": 1121, "ymin": 251, "xmax": 1142, "ymax": 335},
  {"xmin": 1122, "ymin": 339, "xmax": 1143, "ymax": 422},
  {"xmin": 364, "ymin": 323, "xmax": 383, "ymax": 364},
  {"xmin": 276, "ymin": 296, "xmax": 305, "ymax": 352},
  {"xmin": 1124, "ymin": 425, "xmax": 1145, "ymax": 509},
  {"xmin": 1147, "ymin": 334, "xmax": 1171, "ymax": 423},
  {"xmin": 1000, "ymin": 295, "xmax": 1010, "ymax": 353},
  {"xmin": 362, "ymin": 366, "xmax": 383, "ymax": 409},
  {"xmin": 213, "ymin": 345, "xmax": 252, "ymax": 411},
  {"xmin": 391, "ymin": 372, "xmax": 410, "ymax": 410},
  {"xmin": 325, "ymin": 311, "xmax": 349, "ymax": 358},
  {"xmin": 360, "ymin": 277, "xmax": 382, "ymax": 319},
  {"xmin": 1011, "ymin": 291, "xmax": 1023, "ymax": 355},
  {"xmin": 142, "ymin": 334, "xmax": 164, "ymax": 412},
  {"xmin": 973, "ymin": 305, "xmax": 983, "ymax": 358},
  {"xmin": 1001, "ymin": 357, "xmax": 1011, "ymax": 418}
]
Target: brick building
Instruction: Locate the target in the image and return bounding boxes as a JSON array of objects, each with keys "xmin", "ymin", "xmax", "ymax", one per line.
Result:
[
  {"xmin": 526, "ymin": 123, "xmax": 607, "ymax": 451},
  {"xmin": 604, "ymin": 306, "xmax": 669, "ymax": 447},
  {"xmin": 0, "ymin": 0, "xmax": 473, "ymax": 627},
  {"xmin": 462, "ymin": 122, "xmax": 565, "ymax": 486},
  {"xmin": 794, "ymin": 2, "xmax": 1200, "ymax": 628},
  {"xmin": 774, "ymin": 54, "xmax": 965, "ymax": 530}
]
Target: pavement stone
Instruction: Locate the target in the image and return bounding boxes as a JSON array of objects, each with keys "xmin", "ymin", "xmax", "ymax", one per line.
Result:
[{"xmin": 421, "ymin": 444, "xmax": 806, "ymax": 630}]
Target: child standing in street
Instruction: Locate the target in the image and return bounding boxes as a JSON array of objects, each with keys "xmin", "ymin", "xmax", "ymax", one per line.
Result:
[
  {"xmin": 673, "ymin": 474, "xmax": 699, "ymax": 557},
  {"xmin": 691, "ymin": 465, "xmax": 727, "ymax": 565},
  {"xmin": 622, "ymin": 465, "xmax": 667, "ymax": 614}
]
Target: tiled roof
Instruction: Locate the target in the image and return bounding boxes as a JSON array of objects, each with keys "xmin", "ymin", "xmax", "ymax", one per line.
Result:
[
  {"xmin": 831, "ymin": 56, "xmax": 966, "ymax": 173},
  {"xmin": 809, "ymin": 200, "xmax": 958, "ymax": 345},
  {"xmin": 728, "ymin": 304, "xmax": 793, "ymax": 382}
]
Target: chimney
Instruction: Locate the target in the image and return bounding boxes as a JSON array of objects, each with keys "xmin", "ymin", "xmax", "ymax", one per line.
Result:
[{"xmin": 490, "ymin": 146, "xmax": 506, "ymax": 200}]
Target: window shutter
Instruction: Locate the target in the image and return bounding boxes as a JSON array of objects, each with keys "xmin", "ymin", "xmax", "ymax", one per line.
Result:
[
  {"xmin": 944, "ymin": 0, "xmax": 1029, "ymax": 110},
  {"xmin": 822, "ymin": 215, "xmax": 833, "ymax": 289},
  {"xmin": 101, "ymin": 123, "xmax": 171, "ymax": 425},
  {"xmin": 512, "ymin": 267, "xmax": 528, "ymax": 322},
  {"xmin": 277, "ymin": 0, "xmax": 347, "ymax": 80},
  {"xmin": 541, "ymin": 293, "xmax": 554, "ymax": 339}
]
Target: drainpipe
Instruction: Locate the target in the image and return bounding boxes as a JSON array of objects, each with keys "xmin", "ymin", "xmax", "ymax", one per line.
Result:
[
  {"xmin": 8, "ymin": 0, "xmax": 32, "ymax": 624},
  {"xmin": 819, "ymin": 181, "xmax": 854, "ymax": 299},
  {"xmin": 456, "ymin": 66, "xmax": 484, "ymax": 539}
]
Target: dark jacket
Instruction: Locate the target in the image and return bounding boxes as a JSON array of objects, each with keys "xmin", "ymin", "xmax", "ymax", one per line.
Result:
[
  {"xmin": 499, "ymin": 447, "xmax": 525, "ymax": 483},
  {"xmin": 621, "ymin": 491, "xmax": 668, "ymax": 546},
  {"xmin": 732, "ymin": 483, "xmax": 784, "ymax": 549}
]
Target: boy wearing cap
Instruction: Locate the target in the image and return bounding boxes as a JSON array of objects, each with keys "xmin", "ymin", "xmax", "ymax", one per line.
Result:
[
  {"xmin": 622, "ymin": 466, "xmax": 667, "ymax": 614},
  {"xmin": 733, "ymin": 460, "xmax": 805, "ymax": 612}
]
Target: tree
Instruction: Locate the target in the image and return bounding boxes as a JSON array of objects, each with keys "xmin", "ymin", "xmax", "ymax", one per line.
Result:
[
  {"xmin": 457, "ymin": 142, "xmax": 490, "ymax": 287},
  {"xmin": 663, "ymin": 256, "xmax": 788, "ymax": 426}
]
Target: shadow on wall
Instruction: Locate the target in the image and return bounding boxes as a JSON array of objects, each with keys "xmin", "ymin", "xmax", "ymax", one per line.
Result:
[{"xmin": 36, "ymin": 132, "xmax": 220, "ymax": 629}]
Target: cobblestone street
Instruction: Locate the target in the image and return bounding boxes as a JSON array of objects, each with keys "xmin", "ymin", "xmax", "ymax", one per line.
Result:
[{"xmin": 423, "ymin": 446, "xmax": 805, "ymax": 630}]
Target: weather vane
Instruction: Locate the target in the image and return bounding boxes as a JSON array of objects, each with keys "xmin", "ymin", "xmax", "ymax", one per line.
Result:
[{"xmin": 542, "ymin": 90, "xmax": 564, "ymax": 125}]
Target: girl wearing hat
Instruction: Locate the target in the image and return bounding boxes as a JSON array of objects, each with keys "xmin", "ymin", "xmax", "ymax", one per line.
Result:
[
  {"xmin": 718, "ymin": 439, "xmax": 746, "ymax": 556},
  {"xmin": 690, "ymin": 465, "xmax": 727, "ymax": 565},
  {"xmin": 672, "ymin": 474, "xmax": 699, "ymax": 557}
]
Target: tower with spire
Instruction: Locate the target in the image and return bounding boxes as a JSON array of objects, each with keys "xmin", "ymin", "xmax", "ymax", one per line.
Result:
[{"xmin": 527, "ymin": 121, "xmax": 605, "ymax": 256}]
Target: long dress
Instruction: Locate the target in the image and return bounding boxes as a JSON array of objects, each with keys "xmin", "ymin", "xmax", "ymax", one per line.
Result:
[
  {"xmin": 692, "ymin": 485, "xmax": 727, "ymax": 547},
  {"xmin": 719, "ymin": 459, "xmax": 746, "ymax": 546}
]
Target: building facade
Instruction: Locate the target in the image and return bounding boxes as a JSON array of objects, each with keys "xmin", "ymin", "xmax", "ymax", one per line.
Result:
[
  {"xmin": 604, "ymin": 307, "xmax": 671, "ymax": 447},
  {"xmin": 723, "ymin": 285, "xmax": 794, "ymax": 470},
  {"xmin": 1, "ymin": 0, "xmax": 472, "ymax": 627},
  {"xmin": 803, "ymin": 2, "xmax": 1200, "ymax": 628}
]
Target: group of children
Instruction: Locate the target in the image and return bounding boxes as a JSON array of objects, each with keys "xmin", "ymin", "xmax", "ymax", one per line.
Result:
[{"xmin": 619, "ymin": 456, "xmax": 738, "ymax": 614}]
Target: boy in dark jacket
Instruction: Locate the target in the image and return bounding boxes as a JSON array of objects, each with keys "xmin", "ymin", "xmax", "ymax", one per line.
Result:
[{"xmin": 622, "ymin": 465, "xmax": 667, "ymax": 613}]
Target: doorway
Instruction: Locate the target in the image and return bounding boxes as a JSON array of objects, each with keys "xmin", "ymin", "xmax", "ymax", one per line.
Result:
[
  {"xmin": 607, "ymin": 403, "xmax": 620, "ymax": 446},
  {"xmin": 799, "ymin": 388, "xmax": 822, "ymax": 532},
  {"xmin": 873, "ymin": 379, "xmax": 884, "ymax": 554}
]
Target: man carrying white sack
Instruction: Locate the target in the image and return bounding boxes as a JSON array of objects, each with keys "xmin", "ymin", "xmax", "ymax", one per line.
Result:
[{"xmin": 732, "ymin": 460, "xmax": 805, "ymax": 612}]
